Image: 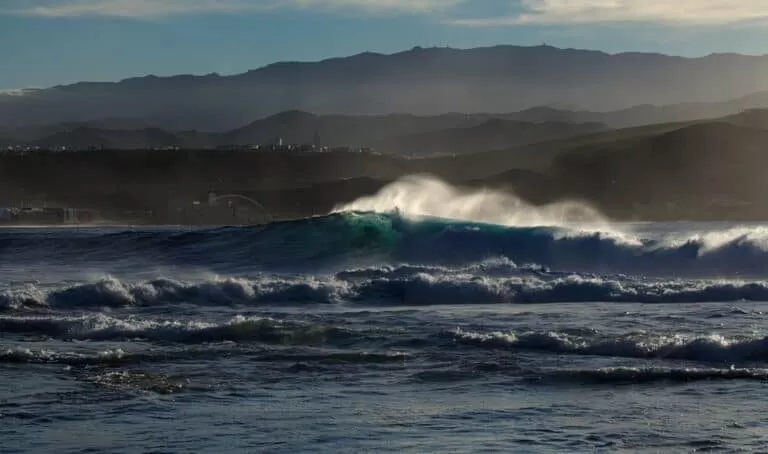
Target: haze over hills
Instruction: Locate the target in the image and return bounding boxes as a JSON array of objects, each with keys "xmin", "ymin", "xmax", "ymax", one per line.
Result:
[
  {"xmin": 380, "ymin": 118, "xmax": 607, "ymax": 157},
  {"xmin": 3, "ymin": 45, "xmax": 768, "ymax": 131},
  {"xmin": 1, "ymin": 110, "xmax": 609, "ymax": 157},
  {"xmin": 4, "ymin": 110, "xmax": 768, "ymax": 222},
  {"xmin": 506, "ymin": 92, "xmax": 768, "ymax": 128}
]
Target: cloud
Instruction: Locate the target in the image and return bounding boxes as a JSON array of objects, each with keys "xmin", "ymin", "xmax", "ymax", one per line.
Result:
[
  {"xmin": 13, "ymin": 0, "xmax": 766, "ymax": 25},
  {"xmin": 451, "ymin": 0, "xmax": 768, "ymax": 26},
  {"xmin": 9, "ymin": 0, "xmax": 461, "ymax": 18}
]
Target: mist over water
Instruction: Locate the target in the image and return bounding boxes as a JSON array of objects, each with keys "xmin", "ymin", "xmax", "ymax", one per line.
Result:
[{"xmin": 333, "ymin": 175, "xmax": 611, "ymax": 231}]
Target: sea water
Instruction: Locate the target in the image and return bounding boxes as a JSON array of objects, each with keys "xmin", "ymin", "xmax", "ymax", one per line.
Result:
[{"xmin": 3, "ymin": 210, "xmax": 768, "ymax": 453}]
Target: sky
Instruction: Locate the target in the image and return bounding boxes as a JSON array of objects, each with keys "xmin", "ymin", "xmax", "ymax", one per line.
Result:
[{"xmin": 2, "ymin": 0, "xmax": 768, "ymax": 90}]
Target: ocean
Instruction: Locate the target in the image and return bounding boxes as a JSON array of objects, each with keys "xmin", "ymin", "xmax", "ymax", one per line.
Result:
[{"xmin": 4, "ymin": 179, "xmax": 768, "ymax": 453}]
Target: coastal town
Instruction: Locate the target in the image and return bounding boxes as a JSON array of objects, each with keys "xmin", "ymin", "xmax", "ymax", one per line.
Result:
[{"xmin": 0, "ymin": 190, "xmax": 271, "ymax": 226}]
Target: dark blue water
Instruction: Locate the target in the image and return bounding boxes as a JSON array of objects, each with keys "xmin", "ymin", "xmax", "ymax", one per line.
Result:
[{"xmin": 3, "ymin": 213, "xmax": 768, "ymax": 453}]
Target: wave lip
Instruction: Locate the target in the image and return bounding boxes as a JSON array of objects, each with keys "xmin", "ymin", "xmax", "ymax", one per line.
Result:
[
  {"xmin": 451, "ymin": 328, "xmax": 768, "ymax": 364},
  {"xmin": 334, "ymin": 175, "xmax": 611, "ymax": 230}
]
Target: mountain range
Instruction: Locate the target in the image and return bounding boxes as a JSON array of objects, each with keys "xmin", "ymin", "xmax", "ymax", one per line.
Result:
[{"xmin": 3, "ymin": 45, "xmax": 768, "ymax": 132}]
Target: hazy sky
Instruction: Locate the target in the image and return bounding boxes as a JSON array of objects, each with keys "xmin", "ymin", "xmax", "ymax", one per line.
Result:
[{"xmin": 2, "ymin": 0, "xmax": 768, "ymax": 89}]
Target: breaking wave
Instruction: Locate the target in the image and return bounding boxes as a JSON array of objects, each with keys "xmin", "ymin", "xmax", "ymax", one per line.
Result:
[
  {"xmin": 4, "ymin": 210, "xmax": 768, "ymax": 278},
  {"xmin": 0, "ymin": 314, "xmax": 356, "ymax": 345},
  {"xmin": 451, "ymin": 328, "xmax": 768, "ymax": 364},
  {"xmin": 333, "ymin": 175, "xmax": 610, "ymax": 230},
  {"xmin": 6, "ymin": 312, "xmax": 768, "ymax": 365},
  {"xmin": 5, "ymin": 265, "xmax": 768, "ymax": 311}
]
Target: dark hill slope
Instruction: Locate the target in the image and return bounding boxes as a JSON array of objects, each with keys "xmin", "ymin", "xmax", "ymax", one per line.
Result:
[
  {"xmin": 541, "ymin": 123, "xmax": 768, "ymax": 219},
  {"xmin": 381, "ymin": 119, "xmax": 608, "ymax": 157},
  {"xmin": 220, "ymin": 110, "xmax": 484, "ymax": 147}
]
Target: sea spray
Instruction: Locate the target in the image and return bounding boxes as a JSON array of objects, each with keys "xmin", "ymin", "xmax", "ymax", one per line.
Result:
[{"xmin": 333, "ymin": 175, "xmax": 613, "ymax": 231}]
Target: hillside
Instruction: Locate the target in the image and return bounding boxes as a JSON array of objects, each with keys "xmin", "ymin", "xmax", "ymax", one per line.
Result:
[
  {"xmin": 503, "ymin": 94, "xmax": 768, "ymax": 129},
  {"xmin": 477, "ymin": 122, "xmax": 768, "ymax": 220},
  {"xmin": 4, "ymin": 45, "xmax": 768, "ymax": 131},
  {"xmin": 385, "ymin": 119, "xmax": 608, "ymax": 157},
  {"xmin": 220, "ymin": 111, "xmax": 483, "ymax": 148},
  {"xmin": 718, "ymin": 108, "xmax": 768, "ymax": 130}
]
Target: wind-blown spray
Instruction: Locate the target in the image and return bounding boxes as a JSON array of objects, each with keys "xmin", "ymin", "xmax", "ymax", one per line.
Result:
[{"xmin": 333, "ymin": 175, "xmax": 610, "ymax": 230}]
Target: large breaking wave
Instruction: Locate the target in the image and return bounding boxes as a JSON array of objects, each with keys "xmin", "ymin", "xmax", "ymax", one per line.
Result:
[
  {"xmin": 4, "ymin": 176, "xmax": 768, "ymax": 308},
  {"xmin": 5, "ymin": 210, "xmax": 768, "ymax": 278}
]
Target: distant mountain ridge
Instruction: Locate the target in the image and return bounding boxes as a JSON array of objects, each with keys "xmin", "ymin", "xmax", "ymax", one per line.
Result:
[{"xmin": 3, "ymin": 45, "xmax": 768, "ymax": 131}]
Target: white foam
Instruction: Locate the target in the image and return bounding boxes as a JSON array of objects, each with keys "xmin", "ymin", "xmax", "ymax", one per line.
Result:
[{"xmin": 452, "ymin": 328, "xmax": 768, "ymax": 363}]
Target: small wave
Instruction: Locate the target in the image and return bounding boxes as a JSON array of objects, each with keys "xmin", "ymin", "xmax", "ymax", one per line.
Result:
[
  {"xmin": 0, "ymin": 345, "xmax": 409, "ymax": 369},
  {"xmin": 89, "ymin": 370, "xmax": 188, "ymax": 395},
  {"xmin": 529, "ymin": 367, "xmax": 768, "ymax": 385},
  {"xmin": 257, "ymin": 351, "xmax": 409, "ymax": 364},
  {"xmin": 1, "ymin": 347, "xmax": 132, "ymax": 366},
  {"xmin": 0, "ymin": 314, "xmax": 355, "ymax": 345},
  {"xmin": 1, "ymin": 276, "xmax": 351, "ymax": 310},
  {"xmin": 451, "ymin": 328, "xmax": 768, "ymax": 364}
]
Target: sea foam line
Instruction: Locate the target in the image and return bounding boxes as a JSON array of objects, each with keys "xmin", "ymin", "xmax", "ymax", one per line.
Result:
[
  {"xmin": 451, "ymin": 328, "xmax": 768, "ymax": 363},
  {"xmin": 4, "ymin": 270, "xmax": 768, "ymax": 311}
]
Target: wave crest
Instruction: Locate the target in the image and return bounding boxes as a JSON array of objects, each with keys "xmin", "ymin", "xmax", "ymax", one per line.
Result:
[
  {"xmin": 334, "ymin": 175, "xmax": 610, "ymax": 230},
  {"xmin": 452, "ymin": 328, "xmax": 768, "ymax": 363},
  {"xmin": 0, "ymin": 314, "xmax": 353, "ymax": 345},
  {"xmin": 4, "ymin": 267, "xmax": 768, "ymax": 311}
]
